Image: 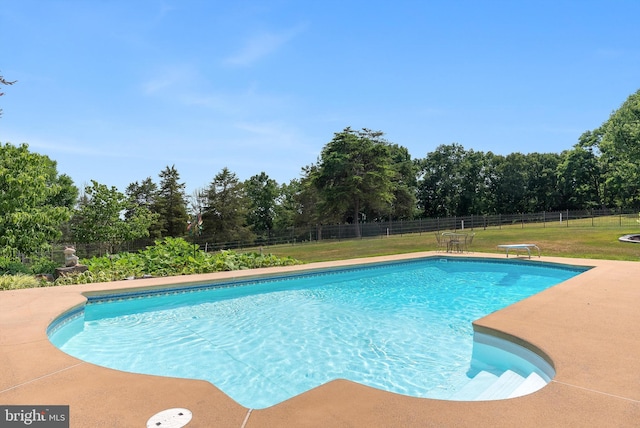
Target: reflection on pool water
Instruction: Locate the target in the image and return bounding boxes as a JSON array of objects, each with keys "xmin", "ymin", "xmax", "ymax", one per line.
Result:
[{"xmin": 48, "ymin": 257, "xmax": 587, "ymax": 409}]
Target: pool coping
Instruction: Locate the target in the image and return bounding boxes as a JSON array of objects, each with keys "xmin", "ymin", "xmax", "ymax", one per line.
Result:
[{"xmin": 1, "ymin": 252, "xmax": 639, "ymax": 427}]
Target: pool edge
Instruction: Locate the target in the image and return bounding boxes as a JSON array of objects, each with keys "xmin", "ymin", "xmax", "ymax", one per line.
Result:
[{"xmin": 1, "ymin": 252, "xmax": 639, "ymax": 427}]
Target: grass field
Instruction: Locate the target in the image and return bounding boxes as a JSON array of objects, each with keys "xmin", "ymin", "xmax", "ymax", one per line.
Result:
[{"xmin": 259, "ymin": 220, "xmax": 640, "ymax": 263}]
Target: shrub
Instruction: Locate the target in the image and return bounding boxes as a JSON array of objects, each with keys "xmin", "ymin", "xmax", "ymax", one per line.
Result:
[
  {"xmin": 0, "ymin": 257, "xmax": 30, "ymax": 275},
  {"xmin": 55, "ymin": 237, "xmax": 303, "ymax": 285},
  {"xmin": 1, "ymin": 237, "xmax": 304, "ymax": 288},
  {"xmin": 0, "ymin": 273, "xmax": 42, "ymax": 290},
  {"xmin": 54, "ymin": 270, "xmax": 114, "ymax": 286},
  {"xmin": 28, "ymin": 256, "xmax": 59, "ymax": 275}
]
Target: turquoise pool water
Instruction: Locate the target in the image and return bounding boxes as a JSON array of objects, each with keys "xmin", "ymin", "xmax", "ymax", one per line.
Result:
[{"xmin": 49, "ymin": 257, "xmax": 586, "ymax": 409}]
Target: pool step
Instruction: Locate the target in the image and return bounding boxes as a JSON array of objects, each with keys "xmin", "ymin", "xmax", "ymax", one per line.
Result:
[
  {"xmin": 475, "ymin": 370, "xmax": 525, "ymax": 400},
  {"xmin": 449, "ymin": 371, "xmax": 499, "ymax": 400},
  {"xmin": 508, "ymin": 371, "xmax": 547, "ymax": 398},
  {"xmin": 450, "ymin": 370, "xmax": 547, "ymax": 401}
]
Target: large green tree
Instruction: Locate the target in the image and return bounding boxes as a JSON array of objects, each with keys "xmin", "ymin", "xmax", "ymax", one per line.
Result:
[
  {"xmin": 601, "ymin": 89, "xmax": 640, "ymax": 160},
  {"xmin": 386, "ymin": 144, "xmax": 418, "ymax": 220},
  {"xmin": 417, "ymin": 145, "xmax": 563, "ymax": 216},
  {"xmin": 557, "ymin": 141, "xmax": 605, "ymax": 210},
  {"xmin": 493, "ymin": 153, "xmax": 529, "ymax": 214},
  {"xmin": 417, "ymin": 143, "xmax": 481, "ymax": 217},
  {"xmin": 244, "ymin": 172, "xmax": 279, "ymax": 236},
  {"xmin": 596, "ymin": 89, "xmax": 640, "ymax": 207},
  {"xmin": 278, "ymin": 165, "xmax": 322, "ymax": 234},
  {"xmin": 154, "ymin": 165, "xmax": 189, "ymax": 238},
  {"xmin": 72, "ymin": 180, "xmax": 155, "ymax": 253},
  {"xmin": 310, "ymin": 128, "xmax": 396, "ymax": 237},
  {"xmin": 572, "ymin": 89, "xmax": 640, "ymax": 208},
  {"xmin": 125, "ymin": 177, "xmax": 160, "ymax": 237},
  {"xmin": 273, "ymin": 178, "xmax": 307, "ymax": 230},
  {"xmin": 202, "ymin": 168, "xmax": 253, "ymax": 245},
  {"xmin": 0, "ymin": 142, "xmax": 76, "ymax": 255},
  {"xmin": 522, "ymin": 152, "xmax": 562, "ymax": 212},
  {"xmin": 126, "ymin": 177, "xmax": 157, "ymax": 211}
]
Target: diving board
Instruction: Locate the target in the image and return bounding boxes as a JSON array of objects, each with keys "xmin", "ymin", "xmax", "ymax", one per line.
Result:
[{"xmin": 497, "ymin": 244, "xmax": 540, "ymax": 259}]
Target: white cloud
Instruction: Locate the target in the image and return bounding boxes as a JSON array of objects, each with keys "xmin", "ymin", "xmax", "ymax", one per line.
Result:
[{"xmin": 223, "ymin": 23, "xmax": 307, "ymax": 67}]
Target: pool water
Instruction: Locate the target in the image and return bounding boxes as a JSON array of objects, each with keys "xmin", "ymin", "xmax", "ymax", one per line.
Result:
[{"xmin": 49, "ymin": 258, "xmax": 585, "ymax": 409}]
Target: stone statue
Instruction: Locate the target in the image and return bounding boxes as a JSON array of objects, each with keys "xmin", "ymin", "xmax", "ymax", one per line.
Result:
[
  {"xmin": 63, "ymin": 247, "xmax": 79, "ymax": 267},
  {"xmin": 54, "ymin": 246, "xmax": 88, "ymax": 279}
]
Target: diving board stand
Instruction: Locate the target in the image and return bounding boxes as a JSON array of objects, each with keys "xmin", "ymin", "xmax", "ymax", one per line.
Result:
[{"xmin": 497, "ymin": 244, "xmax": 540, "ymax": 259}]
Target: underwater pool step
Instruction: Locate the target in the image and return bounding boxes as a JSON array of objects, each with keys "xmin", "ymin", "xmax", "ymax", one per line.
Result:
[
  {"xmin": 508, "ymin": 372, "xmax": 547, "ymax": 398},
  {"xmin": 449, "ymin": 369, "xmax": 548, "ymax": 401},
  {"xmin": 449, "ymin": 371, "xmax": 499, "ymax": 400},
  {"xmin": 475, "ymin": 370, "xmax": 525, "ymax": 400}
]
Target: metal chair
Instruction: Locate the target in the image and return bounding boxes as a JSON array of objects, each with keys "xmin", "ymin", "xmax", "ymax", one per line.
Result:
[
  {"xmin": 464, "ymin": 233, "xmax": 475, "ymax": 253},
  {"xmin": 434, "ymin": 232, "xmax": 447, "ymax": 252}
]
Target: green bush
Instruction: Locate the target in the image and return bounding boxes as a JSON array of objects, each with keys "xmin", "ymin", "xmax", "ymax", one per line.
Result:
[
  {"xmin": 28, "ymin": 256, "xmax": 59, "ymax": 275},
  {"xmin": 54, "ymin": 270, "xmax": 114, "ymax": 286},
  {"xmin": 55, "ymin": 237, "xmax": 303, "ymax": 285},
  {"xmin": 0, "ymin": 255, "xmax": 59, "ymax": 276},
  {"xmin": 0, "ymin": 273, "xmax": 43, "ymax": 290},
  {"xmin": 0, "ymin": 257, "xmax": 30, "ymax": 275},
  {"xmin": 0, "ymin": 237, "xmax": 303, "ymax": 288}
]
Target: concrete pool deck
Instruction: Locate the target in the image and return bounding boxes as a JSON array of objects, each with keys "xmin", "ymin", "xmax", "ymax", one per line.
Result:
[{"xmin": 1, "ymin": 252, "xmax": 639, "ymax": 427}]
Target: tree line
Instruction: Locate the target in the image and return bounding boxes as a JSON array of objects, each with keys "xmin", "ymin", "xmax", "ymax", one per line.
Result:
[{"xmin": 1, "ymin": 89, "xmax": 638, "ymax": 258}]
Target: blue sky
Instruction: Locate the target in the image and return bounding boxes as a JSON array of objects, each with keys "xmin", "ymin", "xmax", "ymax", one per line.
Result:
[{"xmin": 1, "ymin": 0, "xmax": 639, "ymax": 196}]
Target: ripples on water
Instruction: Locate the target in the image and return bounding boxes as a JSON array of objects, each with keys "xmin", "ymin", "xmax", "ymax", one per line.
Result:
[{"xmin": 55, "ymin": 259, "xmax": 582, "ymax": 408}]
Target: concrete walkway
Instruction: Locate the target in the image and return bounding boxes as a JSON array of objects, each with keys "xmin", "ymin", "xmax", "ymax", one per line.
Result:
[{"xmin": 1, "ymin": 253, "xmax": 639, "ymax": 427}]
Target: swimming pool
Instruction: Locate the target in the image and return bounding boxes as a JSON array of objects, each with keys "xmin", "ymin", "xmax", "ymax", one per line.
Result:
[{"xmin": 48, "ymin": 257, "xmax": 587, "ymax": 409}]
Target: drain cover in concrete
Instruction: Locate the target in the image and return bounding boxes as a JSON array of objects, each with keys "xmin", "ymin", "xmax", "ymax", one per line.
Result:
[{"xmin": 146, "ymin": 408, "xmax": 192, "ymax": 427}]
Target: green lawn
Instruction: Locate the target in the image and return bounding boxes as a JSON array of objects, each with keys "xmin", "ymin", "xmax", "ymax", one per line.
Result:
[{"xmin": 258, "ymin": 223, "xmax": 640, "ymax": 263}]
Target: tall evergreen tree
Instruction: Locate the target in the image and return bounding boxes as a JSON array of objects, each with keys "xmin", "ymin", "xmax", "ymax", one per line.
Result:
[
  {"xmin": 154, "ymin": 165, "xmax": 189, "ymax": 238},
  {"xmin": 310, "ymin": 127, "xmax": 396, "ymax": 237},
  {"xmin": 126, "ymin": 177, "xmax": 161, "ymax": 238},
  {"xmin": 126, "ymin": 177, "xmax": 158, "ymax": 210},
  {"xmin": 203, "ymin": 167, "xmax": 253, "ymax": 244}
]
